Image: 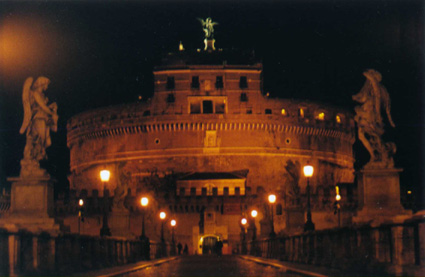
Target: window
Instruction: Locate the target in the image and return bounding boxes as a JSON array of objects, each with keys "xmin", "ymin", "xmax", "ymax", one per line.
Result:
[
  {"xmin": 265, "ymin": 109, "xmax": 272, "ymax": 114},
  {"xmin": 203, "ymin": 100, "xmax": 213, "ymax": 114},
  {"xmin": 202, "ymin": 188, "xmax": 207, "ymax": 196},
  {"xmin": 239, "ymin": 76, "xmax": 248, "ymax": 89},
  {"xmin": 223, "ymin": 187, "xmax": 229, "ymax": 196},
  {"xmin": 191, "ymin": 76, "xmax": 200, "ymax": 89},
  {"xmin": 166, "ymin": 76, "xmax": 175, "ymax": 90},
  {"xmin": 246, "ymin": 109, "xmax": 252, "ymax": 114},
  {"xmin": 190, "ymin": 187, "xmax": 196, "ymax": 196},
  {"xmin": 315, "ymin": 112, "xmax": 325, "ymax": 121},
  {"xmin": 190, "ymin": 102, "xmax": 201, "ymax": 114},
  {"xmin": 215, "ymin": 102, "xmax": 225, "ymax": 114},
  {"xmin": 235, "ymin": 187, "xmax": 240, "ymax": 196},
  {"xmin": 215, "ymin": 76, "xmax": 223, "ymax": 89},
  {"xmin": 143, "ymin": 110, "xmax": 151, "ymax": 116},
  {"xmin": 179, "ymin": 188, "xmax": 185, "ymax": 196},
  {"xmin": 212, "ymin": 187, "xmax": 218, "ymax": 196},
  {"xmin": 240, "ymin": 93, "xmax": 248, "ymax": 102},
  {"xmin": 166, "ymin": 93, "xmax": 175, "ymax": 103}
]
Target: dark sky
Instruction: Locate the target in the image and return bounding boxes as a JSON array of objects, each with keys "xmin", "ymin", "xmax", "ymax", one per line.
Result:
[{"xmin": 0, "ymin": 1, "xmax": 423, "ymax": 207}]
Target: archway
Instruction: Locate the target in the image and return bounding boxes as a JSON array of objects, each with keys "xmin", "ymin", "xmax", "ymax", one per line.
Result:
[{"xmin": 199, "ymin": 234, "xmax": 221, "ymax": 255}]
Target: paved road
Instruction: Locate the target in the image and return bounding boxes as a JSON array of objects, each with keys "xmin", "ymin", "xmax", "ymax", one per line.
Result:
[{"xmin": 119, "ymin": 255, "xmax": 302, "ymax": 277}]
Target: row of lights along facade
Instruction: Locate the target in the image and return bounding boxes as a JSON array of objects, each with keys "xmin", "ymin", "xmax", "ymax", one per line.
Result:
[{"xmin": 65, "ymin": 19, "xmax": 354, "ymax": 254}]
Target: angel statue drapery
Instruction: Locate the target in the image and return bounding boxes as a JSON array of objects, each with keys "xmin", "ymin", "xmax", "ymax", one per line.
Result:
[
  {"xmin": 19, "ymin": 76, "xmax": 58, "ymax": 177},
  {"xmin": 352, "ymin": 69, "xmax": 396, "ymax": 169}
]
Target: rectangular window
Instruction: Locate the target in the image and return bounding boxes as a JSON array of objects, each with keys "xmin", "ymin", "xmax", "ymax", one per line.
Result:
[
  {"xmin": 191, "ymin": 76, "xmax": 200, "ymax": 89},
  {"xmin": 223, "ymin": 187, "xmax": 229, "ymax": 196},
  {"xmin": 215, "ymin": 76, "xmax": 223, "ymax": 89},
  {"xmin": 235, "ymin": 187, "xmax": 240, "ymax": 196},
  {"xmin": 246, "ymin": 109, "xmax": 252, "ymax": 114},
  {"xmin": 239, "ymin": 76, "xmax": 248, "ymax": 89},
  {"xmin": 203, "ymin": 100, "xmax": 213, "ymax": 114},
  {"xmin": 265, "ymin": 109, "xmax": 272, "ymax": 114},
  {"xmin": 240, "ymin": 93, "xmax": 248, "ymax": 102},
  {"xmin": 190, "ymin": 102, "xmax": 201, "ymax": 114},
  {"xmin": 215, "ymin": 102, "xmax": 225, "ymax": 114},
  {"xmin": 190, "ymin": 187, "xmax": 196, "ymax": 196},
  {"xmin": 212, "ymin": 187, "xmax": 218, "ymax": 196},
  {"xmin": 167, "ymin": 76, "xmax": 175, "ymax": 90},
  {"xmin": 179, "ymin": 188, "xmax": 185, "ymax": 196},
  {"xmin": 202, "ymin": 188, "xmax": 207, "ymax": 196}
]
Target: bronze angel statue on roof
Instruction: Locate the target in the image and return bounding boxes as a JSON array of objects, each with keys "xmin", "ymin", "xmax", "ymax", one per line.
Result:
[
  {"xmin": 19, "ymin": 76, "xmax": 58, "ymax": 177},
  {"xmin": 198, "ymin": 17, "xmax": 218, "ymax": 39}
]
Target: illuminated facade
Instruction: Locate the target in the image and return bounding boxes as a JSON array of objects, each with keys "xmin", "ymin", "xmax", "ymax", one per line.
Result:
[{"xmin": 64, "ymin": 38, "xmax": 355, "ymax": 254}]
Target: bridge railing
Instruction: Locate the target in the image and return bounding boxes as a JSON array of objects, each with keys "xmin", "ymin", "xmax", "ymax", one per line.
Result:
[
  {"xmin": 0, "ymin": 229, "xmax": 173, "ymax": 276},
  {"xmin": 240, "ymin": 217, "xmax": 425, "ymax": 275}
]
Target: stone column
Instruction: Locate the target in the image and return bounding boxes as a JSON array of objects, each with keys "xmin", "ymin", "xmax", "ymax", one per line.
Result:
[{"xmin": 8, "ymin": 233, "xmax": 19, "ymax": 277}]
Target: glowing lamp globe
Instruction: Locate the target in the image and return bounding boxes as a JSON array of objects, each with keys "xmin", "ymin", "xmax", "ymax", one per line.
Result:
[
  {"xmin": 160, "ymin": 212, "xmax": 166, "ymax": 220},
  {"xmin": 78, "ymin": 199, "xmax": 84, "ymax": 206},
  {"xmin": 303, "ymin": 165, "xmax": 314, "ymax": 178},
  {"xmin": 100, "ymin": 170, "xmax": 111, "ymax": 182},
  {"xmin": 268, "ymin": 194, "xmax": 276, "ymax": 204},
  {"xmin": 251, "ymin": 210, "xmax": 258, "ymax": 218},
  {"xmin": 241, "ymin": 218, "xmax": 247, "ymax": 225},
  {"xmin": 140, "ymin": 197, "xmax": 149, "ymax": 207},
  {"xmin": 171, "ymin": 219, "xmax": 176, "ymax": 227}
]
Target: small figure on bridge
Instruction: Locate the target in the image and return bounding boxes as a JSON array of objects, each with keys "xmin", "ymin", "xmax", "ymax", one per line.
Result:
[
  {"xmin": 183, "ymin": 244, "xmax": 188, "ymax": 255},
  {"xmin": 177, "ymin": 242, "xmax": 182, "ymax": 255}
]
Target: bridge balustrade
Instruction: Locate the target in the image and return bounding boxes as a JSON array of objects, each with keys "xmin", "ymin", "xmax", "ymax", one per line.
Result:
[
  {"xmin": 0, "ymin": 230, "xmax": 173, "ymax": 276},
  {"xmin": 240, "ymin": 218, "xmax": 425, "ymax": 275}
]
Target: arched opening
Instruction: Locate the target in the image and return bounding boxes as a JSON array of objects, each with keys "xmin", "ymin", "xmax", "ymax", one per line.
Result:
[{"xmin": 199, "ymin": 234, "xmax": 222, "ymax": 255}]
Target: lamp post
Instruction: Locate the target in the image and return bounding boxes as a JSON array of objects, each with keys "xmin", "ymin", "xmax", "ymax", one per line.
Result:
[
  {"xmin": 241, "ymin": 217, "xmax": 247, "ymax": 254},
  {"xmin": 334, "ymin": 186, "xmax": 341, "ymax": 227},
  {"xmin": 100, "ymin": 169, "xmax": 111, "ymax": 236},
  {"xmin": 78, "ymin": 198, "xmax": 84, "ymax": 234},
  {"xmin": 268, "ymin": 194, "xmax": 276, "ymax": 237},
  {"xmin": 139, "ymin": 196, "xmax": 150, "ymax": 260},
  {"xmin": 250, "ymin": 209, "xmax": 258, "ymax": 240},
  {"xmin": 159, "ymin": 211, "xmax": 166, "ymax": 242},
  {"xmin": 303, "ymin": 164, "xmax": 315, "ymax": 232},
  {"xmin": 170, "ymin": 219, "xmax": 176, "ymax": 256}
]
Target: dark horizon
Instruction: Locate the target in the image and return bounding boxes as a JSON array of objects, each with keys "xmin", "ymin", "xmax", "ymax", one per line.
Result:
[{"xmin": 0, "ymin": 0, "xmax": 423, "ymax": 208}]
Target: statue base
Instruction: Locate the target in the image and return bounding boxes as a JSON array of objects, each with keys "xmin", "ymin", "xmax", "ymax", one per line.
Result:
[
  {"xmin": 0, "ymin": 176, "xmax": 61, "ymax": 234},
  {"xmin": 353, "ymin": 168, "xmax": 411, "ymax": 226},
  {"xmin": 109, "ymin": 208, "xmax": 130, "ymax": 238}
]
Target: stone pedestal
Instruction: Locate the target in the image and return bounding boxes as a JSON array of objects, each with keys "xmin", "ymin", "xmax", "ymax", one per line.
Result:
[
  {"xmin": 0, "ymin": 176, "xmax": 60, "ymax": 234},
  {"xmin": 109, "ymin": 208, "xmax": 130, "ymax": 238},
  {"xmin": 353, "ymin": 168, "xmax": 411, "ymax": 225}
]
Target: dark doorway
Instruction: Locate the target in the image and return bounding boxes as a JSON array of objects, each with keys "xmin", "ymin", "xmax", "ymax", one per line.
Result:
[
  {"xmin": 202, "ymin": 236, "xmax": 218, "ymax": 255},
  {"xmin": 203, "ymin": 101, "xmax": 213, "ymax": 114}
]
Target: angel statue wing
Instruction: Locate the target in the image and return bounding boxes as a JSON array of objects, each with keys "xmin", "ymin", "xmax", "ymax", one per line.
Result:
[{"xmin": 19, "ymin": 77, "xmax": 34, "ymax": 134}]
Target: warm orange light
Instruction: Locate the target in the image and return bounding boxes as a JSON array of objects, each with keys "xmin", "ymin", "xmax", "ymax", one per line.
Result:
[
  {"xmin": 407, "ymin": 190, "xmax": 412, "ymax": 195},
  {"xmin": 170, "ymin": 219, "xmax": 176, "ymax": 227},
  {"xmin": 336, "ymin": 115, "xmax": 341, "ymax": 124},
  {"xmin": 303, "ymin": 165, "xmax": 314, "ymax": 177},
  {"xmin": 140, "ymin": 197, "xmax": 148, "ymax": 207},
  {"xmin": 299, "ymin": 108, "xmax": 304, "ymax": 118},
  {"xmin": 281, "ymin": 108, "xmax": 286, "ymax": 116},
  {"xmin": 268, "ymin": 194, "xmax": 276, "ymax": 204},
  {"xmin": 241, "ymin": 218, "xmax": 247, "ymax": 225},
  {"xmin": 251, "ymin": 210, "xmax": 258, "ymax": 218},
  {"xmin": 160, "ymin": 212, "xmax": 166, "ymax": 220},
  {"xmin": 100, "ymin": 170, "xmax": 111, "ymax": 182},
  {"xmin": 316, "ymin": 112, "xmax": 325, "ymax": 121},
  {"xmin": 78, "ymin": 199, "xmax": 84, "ymax": 206},
  {"xmin": 336, "ymin": 194, "xmax": 341, "ymax": 201}
]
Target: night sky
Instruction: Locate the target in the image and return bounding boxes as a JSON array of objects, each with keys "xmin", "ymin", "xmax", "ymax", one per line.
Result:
[{"xmin": 0, "ymin": 1, "xmax": 423, "ymax": 208}]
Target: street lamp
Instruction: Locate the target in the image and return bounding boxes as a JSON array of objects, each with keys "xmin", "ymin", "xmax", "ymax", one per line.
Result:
[
  {"xmin": 240, "ymin": 217, "xmax": 248, "ymax": 254},
  {"xmin": 268, "ymin": 194, "xmax": 276, "ymax": 237},
  {"xmin": 160, "ymin": 211, "xmax": 167, "ymax": 242},
  {"xmin": 140, "ymin": 197, "xmax": 149, "ymax": 238},
  {"xmin": 334, "ymin": 186, "xmax": 341, "ymax": 227},
  {"xmin": 100, "ymin": 169, "xmax": 111, "ymax": 236},
  {"xmin": 250, "ymin": 209, "xmax": 258, "ymax": 240},
  {"xmin": 170, "ymin": 219, "xmax": 177, "ymax": 255},
  {"xmin": 78, "ymin": 198, "xmax": 84, "ymax": 234},
  {"xmin": 303, "ymin": 164, "xmax": 315, "ymax": 232}
]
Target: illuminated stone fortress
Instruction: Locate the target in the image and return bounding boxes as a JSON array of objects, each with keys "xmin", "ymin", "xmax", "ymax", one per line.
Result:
[{"xmin": 65, "ymin": 23, "xmax": 355, "ymax": 254}]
